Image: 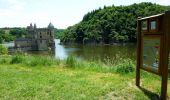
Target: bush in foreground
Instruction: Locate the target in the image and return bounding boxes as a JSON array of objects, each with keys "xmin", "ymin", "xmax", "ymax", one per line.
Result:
[
  {"xmin": 115, "ymin": 59, "xmax": 135, "ymax": 74},
  {"xmin": 11, "ymin": 55, "xmax": 24, "ymax": 64},
  {"xmin": 0, "ymin": 44, "xmax": 8, "ymax": 55}
]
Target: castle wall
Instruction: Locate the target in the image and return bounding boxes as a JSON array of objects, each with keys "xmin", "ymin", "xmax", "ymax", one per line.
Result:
[
  {"xmin": 15, "ymin": 38, "xmax": 32, "ymax": 48},
  {"xmin": 37, "ymin": 39, "xmax": 48, "ymax": 50},
  {"xmin": 14, "ymin": 23, "xmax": 55, "ymax": 51}
]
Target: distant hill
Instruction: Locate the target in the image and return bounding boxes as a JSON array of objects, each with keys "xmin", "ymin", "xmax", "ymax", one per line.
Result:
[{"xmin": 61, "ymin": 2, "xmax": 170, "ymax": 44}]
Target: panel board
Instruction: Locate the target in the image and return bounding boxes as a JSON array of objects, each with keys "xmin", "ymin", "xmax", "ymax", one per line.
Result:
[{"xmin": 142, "ymin": 36, "xmax": 160, "ymax": 72}]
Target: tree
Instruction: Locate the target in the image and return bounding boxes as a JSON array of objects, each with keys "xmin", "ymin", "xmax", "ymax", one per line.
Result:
[
  {"xmin": 0, "ymin": 30, "xmax": 6, "ymax": 43},
  {"xmin": 0, "ymin": 44, "xmax": 8, "ymax": 55},
  {"xmin": 61, "ymin": 2, "xmax": 170, "ymax": 44},
  {"xmin": 10, "ymin": 28, "xmax": 26, "ymax": 38}
]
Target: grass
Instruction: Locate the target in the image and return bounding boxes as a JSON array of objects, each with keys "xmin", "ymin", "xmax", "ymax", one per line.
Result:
[{"xmin": 0, "ymin": 54, "xmax": 170, "ymax": 100}]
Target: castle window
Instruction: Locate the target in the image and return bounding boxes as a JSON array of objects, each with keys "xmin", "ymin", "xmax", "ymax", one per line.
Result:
[
  {"xmin": 40, "ymin": 36, "xmax": 42, "ymax": 38},
  {"xmin": 40, "ymin": 32, "xmax": 42, "ymax": 35},
  {"xmin": 50, "ymin": 31, "xmax": 52, "ymax": 36}
]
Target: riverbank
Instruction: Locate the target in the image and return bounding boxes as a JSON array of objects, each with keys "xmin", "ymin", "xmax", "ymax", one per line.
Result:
[
  {"xmin": 0, "ymin": 54, "xmax": 169, "ymax": 99},
  {"xmin": 61, "ymin": 41, "xmax": 136, "ymax": 46}
]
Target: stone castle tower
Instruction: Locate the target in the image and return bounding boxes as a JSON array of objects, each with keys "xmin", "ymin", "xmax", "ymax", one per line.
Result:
[{"xmin": 15, "ymin": 23, "xmax": 55, "ymax": 51}]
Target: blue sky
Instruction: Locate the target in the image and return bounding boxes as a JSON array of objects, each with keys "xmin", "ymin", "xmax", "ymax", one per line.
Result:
[{"xmin": 0, "ymin": 0, "xmax": 169, "ymax": 29}]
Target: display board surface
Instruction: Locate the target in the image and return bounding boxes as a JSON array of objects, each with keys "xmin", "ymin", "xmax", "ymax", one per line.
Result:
[
  {"xmin": 142, "ymin": 20, "xmax": 147, "ymax": 31},
  {"xmin": 143, "ymin": 37, "xmax": 160, "ymax": 71},
  {"xmin": 151, "ymin": 20, "xmax": 157, "ymax": 30}
]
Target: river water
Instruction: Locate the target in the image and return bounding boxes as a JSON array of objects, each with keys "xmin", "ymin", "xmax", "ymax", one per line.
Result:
[{"xmin": 3, "ymin": 39, "xmax": 137, "ymax": 63}]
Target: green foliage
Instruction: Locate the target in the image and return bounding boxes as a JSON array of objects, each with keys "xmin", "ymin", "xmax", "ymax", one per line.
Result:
[
  {"xmin": 66, "ymin": 55, "xmax": 77, "ymax": 68},
  {"xmin": 0, "ymin": 29, "xmax": 14, "ymax": 43},
  {"xmin": 0, "ymin": 55, "xmax": 10, "ymax": 64},
  {"xmin": 0, "ymin": 44, "xmax": 8, "ymax": 55},
  {"xmin": 115, "ymin": 59, "xmax": 135, "ymax": 74},
  {"xmin": 10, "ymin": 55, "xmax": 24, "ymax": 64},
  {"xmin": 9, "ymin": 28, "xmax": 27, "ymax": 38},
  {"xmin": 61, "ymin": 2, "xmax": 170, "ymax": 44},
  {"xmin": 54, "ymin": 29, "xmax": 65, "ymax": 39},
  {"xmin": 0, "ymin": 28, "xmax": 26, "ymax": 43}
]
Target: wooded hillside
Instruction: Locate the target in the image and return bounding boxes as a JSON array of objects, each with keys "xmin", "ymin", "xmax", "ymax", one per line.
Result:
[{"xmin": 61, "ymin": 2, "xmax": 170, "ymax": 44}]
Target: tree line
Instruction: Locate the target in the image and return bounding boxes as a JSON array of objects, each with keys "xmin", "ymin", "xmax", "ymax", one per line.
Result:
[
  {"xmin": 0, "ymin": 28, "xmax": 62, "ymax": 43},
  {"xmin": 0, "ymin": 28, "xmax": 27, "ymax": 43},
  {"xmin": 61, "ymin": 2, "xmax": 170, "ymax": 44}
]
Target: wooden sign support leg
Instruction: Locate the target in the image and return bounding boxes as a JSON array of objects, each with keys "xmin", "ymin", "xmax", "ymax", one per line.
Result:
[
  {"xmin": 136, "ymin": 19, "xmax": 141, "ymax": 87},
  {"xmin": 136, "ymin": 67, "xmax": 140, "ymax": 86},
  {"xmin": 160, "ymin": 39, "xmax": 169, "ymax": 100},
  {"xmin": 161, "ymin": 75, "xmax": 168, "ymax": 100},
  {"xmin": 160, "ymin": 10, "xmax": 170, "ymax": 100}
]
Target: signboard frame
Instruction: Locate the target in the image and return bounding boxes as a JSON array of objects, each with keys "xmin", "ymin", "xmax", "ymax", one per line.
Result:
[
  {"xmin": 141, "ymin": 35, "xmax": 161, "ymax": 75},
  {"xmin": 149, "ymin": 18, "xmax": 159, "ymax": 32},
  {"xmin": 136, "ymin": 11, "xmax": 170, "ymax": 100}
]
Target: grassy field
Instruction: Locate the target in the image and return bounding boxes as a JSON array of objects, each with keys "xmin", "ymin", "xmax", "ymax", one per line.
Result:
[{"xmin": 0, "ymin": 54, "xmax": 169, "ymax": 100}]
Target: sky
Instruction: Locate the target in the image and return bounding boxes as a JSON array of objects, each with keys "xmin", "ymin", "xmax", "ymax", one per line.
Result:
[{"xmin": 0, "ymin": 0, "xmax": 169, "ymax": 29}]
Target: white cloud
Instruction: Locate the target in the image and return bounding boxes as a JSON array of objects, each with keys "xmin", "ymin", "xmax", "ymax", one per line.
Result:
[
  {"xmin": 156, "ymin": 0, "xmax": 170, "ymax": 5},
  {"xmin": 0, "ymin": 0, "xmax": 26, "ymax": 10},
  {"xmin": 0, "ymin": 0, "xmax": 169, "ymax": 29}
]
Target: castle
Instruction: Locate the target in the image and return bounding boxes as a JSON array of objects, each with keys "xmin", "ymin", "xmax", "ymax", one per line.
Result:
[{"xmin": 14, "ymin": 23, "xmax": 55, "ymax": 51}]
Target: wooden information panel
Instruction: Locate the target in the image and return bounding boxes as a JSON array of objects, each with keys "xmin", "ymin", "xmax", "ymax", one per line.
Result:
[
  {"xmin": 136, "ymin": 11, "xmax": 170, "ymax": 100},
  {"xmin": 142, "ymin": 36, "xmax": 160, "ymax": 73}
]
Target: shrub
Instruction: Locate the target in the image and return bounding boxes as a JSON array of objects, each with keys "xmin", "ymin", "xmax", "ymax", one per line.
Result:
[
  {"xmin": 10, "ymin": 55, "xmax": 24, "ymax": 64},
  {"xmin": 66, "ymin": 55, "xmax": 77, "ymax": 68},
  {"xmin": 115, "ymin": 59, "xmax": 135, "ymax": 74},
  {"xmin": 0, "ymin": 44, "xmax": 8, "ymax": 55},
  {"xmin": 0, "ymin": 55, "xmax": 10, "ymax": 64}
]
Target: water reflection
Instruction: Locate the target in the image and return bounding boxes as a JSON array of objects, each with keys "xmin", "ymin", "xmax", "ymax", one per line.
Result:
[
  {"xmin": 54, "ymin": 39, "xmax": 137, "ymax": 62},
  {"xmin": 4, "ymin": 39, "xmax": 137, "ymax": 62},
  {"xmin": 54, "ymin": 39, "xmax": 67, "ymax": 59},
  {"xmin": 2, "ymin": 42, "xmax": 14, "ymax": 48}
]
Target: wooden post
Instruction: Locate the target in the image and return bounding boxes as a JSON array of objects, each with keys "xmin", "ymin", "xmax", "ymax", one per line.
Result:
[
  {"xmin": 136, "ymin": 19, "xmax": 141, "ymax": 86},
  {"xmin": 160, "ymin": 10, "xmax": 170, "ymax": 100}
]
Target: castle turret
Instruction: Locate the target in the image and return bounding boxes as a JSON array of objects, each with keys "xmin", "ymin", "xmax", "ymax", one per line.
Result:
[
  {"xmin": 34, "ymin": 23, "xmax": 37, "ymax": 29},
  {"xmin": 47, "ymin": 22, "xmax": 55, "ymax": 48},
  {"xmin": 27, "ymin": 23, "xmax": 33, "ymax": 30},
  {"xmin": 30, "ymin": 23, "xmax": 33, "ymax": 28},
  {"xmin": 48, "ymin": 22, "xmax": 54, "ymax": 29}
]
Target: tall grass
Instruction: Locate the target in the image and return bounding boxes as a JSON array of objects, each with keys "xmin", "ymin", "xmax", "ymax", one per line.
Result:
[
  {"xmin": 0, "ymin": 53, "xmax": 136, "ymax": 74},
  {"xmin": 64, "ymin": 55, "xmax": 136, "ymax": 74},
  {"xmin": 0, "ymin": 54, "xmax": 61, "ymax": 67},
  {"xmin": 65, "ymin": 55, "xmax": 77, "ymax": 68}
]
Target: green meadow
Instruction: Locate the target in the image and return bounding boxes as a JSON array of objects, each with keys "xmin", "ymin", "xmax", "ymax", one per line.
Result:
[{"xmin": 0, "ymin": 54, "xmax": 169, "ymax": 100}]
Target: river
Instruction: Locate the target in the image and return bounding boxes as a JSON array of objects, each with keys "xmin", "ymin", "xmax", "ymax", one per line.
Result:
[{"xmin": 3, "ymin": 39, "xmax": 137, "ymax": 63}]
